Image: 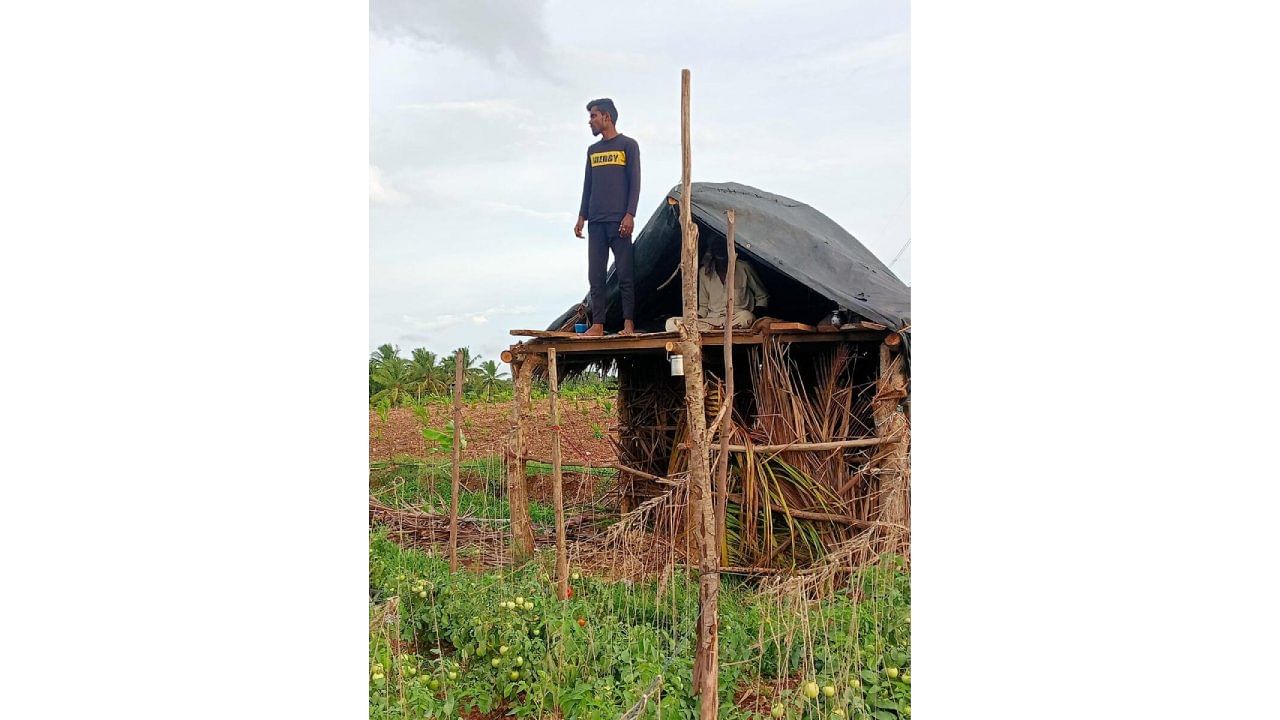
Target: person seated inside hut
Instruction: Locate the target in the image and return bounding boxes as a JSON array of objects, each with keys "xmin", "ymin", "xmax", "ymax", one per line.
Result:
[{"xmin": 665, "ymin": 242, "xmax": 769, "ymax": 331}]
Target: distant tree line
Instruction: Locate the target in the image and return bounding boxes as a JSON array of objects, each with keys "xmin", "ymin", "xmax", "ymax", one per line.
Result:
[{"xmin": 368, "ymin": 343, "xmax": 615, "ymax": 408}]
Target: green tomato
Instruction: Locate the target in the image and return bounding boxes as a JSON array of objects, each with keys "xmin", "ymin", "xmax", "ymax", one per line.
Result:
[
  {"xmin": 885, "ymin": 667, "xmax": 899, "ymax": 680},
  {"xmin": 516, "ymin": 596, "xmax": 525, "ymax": 604},
  {"xmin": 803, "ymin": 682, "xmax": 820, "ymax": 699},
  {"xmin": 901, "ymin": 672, "xmax": 910, "ymax": 683},
  {"xmin": 509, "ymin": 670, "xmax": 520, "ymax": 681},
  {"xmin": 822, "ymin": 685, "xmax": 836, "ymax": 698},
  {"xmin": 499, "ymin": 645, "xmax": 509, "ymax": 655},
  {"xmin": 371, "ymin": 673, "xmax": 385, "ymax": 683},
  {"xmin": 418, "ymin": 591, "xmax": 427, "ymax": 598},
  {"xmin": 491, "ymin": 658, "xmax": 501, "ymax": 668},
  {"xmin": 771, "ymin": 704, "xmax": 785, "ymax": 719},
  {"xmin": 515, "ymin": 656, "xmax": 524, "ymax": 666},
  {"xmin": 447, "ymin": 671, "xmax": 458, "ymax": 680},
  {"xmin": 850, "ymin": 678, "xmax": 861, "ymax": 689},
  {"xmin": 571, "ymin": 572, "xmax": 581, "ymax": 581},
  {"xmin": 524, "ymin": 601, "xmax": 535, "ymax": 611},
  {"xmin": 428, "ymin": 678, "xmax": 440, "ymax": 690}
]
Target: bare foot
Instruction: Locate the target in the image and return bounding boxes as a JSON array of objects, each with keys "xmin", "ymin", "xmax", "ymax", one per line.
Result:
[
  {"xmin": 619, "ymin": 320, "xmax": 636, "ymax": 336},
  {"xmin": 584, "ymin": 323, "xmax": 605, "ymax": 337}
]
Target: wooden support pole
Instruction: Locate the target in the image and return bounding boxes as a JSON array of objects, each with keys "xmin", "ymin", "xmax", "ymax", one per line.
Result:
[
  {"xmin": 448, "ymin": 349, "xmax": 464, "ymax": 572},
  {"xmin": 725, "ymin": 437, "xmax": 889, "ymax": 453},
  {"xmin": 506, "ymin": 356, "xmax": 535, "ymax": 563},
  {"xmin": 715, "ymin": 208, "xmax": 736, "ymax": 564},
  {"xmin": 872, "ymin": 342, "xmax": 911, "ymax": 547},
  {"xmin": 678, "ymin": 68, "xmax": 719, "ymax": 720},
  {"xmin": 548, "ymin": 348, "xmax": 569, "ymax": 600}
]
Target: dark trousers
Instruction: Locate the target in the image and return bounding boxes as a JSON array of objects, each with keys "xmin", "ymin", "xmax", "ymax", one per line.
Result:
[{"xmin": 587, "ymin": 221, "xmax": 635, "ymax": 325}]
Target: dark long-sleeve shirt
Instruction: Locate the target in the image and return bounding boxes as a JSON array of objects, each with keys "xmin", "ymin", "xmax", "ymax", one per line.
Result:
[{"xmin": 578, "ymin": 134, "xmax": 641, "ymax": 223}]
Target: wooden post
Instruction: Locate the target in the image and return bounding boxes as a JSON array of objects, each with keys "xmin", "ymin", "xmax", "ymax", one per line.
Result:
[
  {"xmin": 678, "ymin": 68, "xmax": 720, "ymax": 720},
  {"xmin": 548, "ymin": 348, "xmax": 569, "ymax": 600},
  {"xmin": 715, "ymin": 209, "xmax": 736, "ymax": 564},
  {"xmin": 448, "ymin": 349, "xmax": 464, "ymax": 572},
  {"xmin": 506, "ymin": 356, "xmax": 535, "ymax": 563},
  {"xmin": 872, "ymin": 342, "xmax": 910, "ymax": 547}
]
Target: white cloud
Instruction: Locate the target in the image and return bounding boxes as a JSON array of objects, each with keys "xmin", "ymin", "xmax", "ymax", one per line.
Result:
[
  {"xmin": 370, "ymin": 0, "xmax": 558, "ymax": 80},
  {"xmin": 371, "ymin": 1, "xmax": 911, "ymax": 352},
  {"xmin": 399, "ymin": 99, "xmax": 532, "ymax": 118},
  {"xmin": 369, "ymin": 165, "xmax": 409, "ymax": 205}
]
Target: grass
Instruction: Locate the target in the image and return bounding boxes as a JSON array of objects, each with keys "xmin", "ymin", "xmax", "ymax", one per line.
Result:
[{"xmin": 371, "ymin": 455, "xmax": 617, "ymax": 527}]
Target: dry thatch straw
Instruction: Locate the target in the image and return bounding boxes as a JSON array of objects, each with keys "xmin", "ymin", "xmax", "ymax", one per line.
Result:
[
  {"xmin": 757, "ymin": 522, "xmax": 910, "ymax": 601},
  {"xmin": 581, "ymin": 477, "xmax": 690, "ymax": 582}
]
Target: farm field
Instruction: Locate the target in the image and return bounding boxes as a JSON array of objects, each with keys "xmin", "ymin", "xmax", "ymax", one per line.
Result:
[{"xmin": 369, "ymin": 438, "xmax": 911, "ymax": 720}]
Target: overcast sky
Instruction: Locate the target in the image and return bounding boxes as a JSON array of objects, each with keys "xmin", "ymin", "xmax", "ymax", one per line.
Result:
[{"xmin": 370, "ymin": 0, "xmax": 910, "ymax": 368}]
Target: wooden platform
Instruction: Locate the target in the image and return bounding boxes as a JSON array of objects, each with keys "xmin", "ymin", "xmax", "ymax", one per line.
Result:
[{"xmin": 507, "ymin": 328, "xmax": 888, "ymax": 356}]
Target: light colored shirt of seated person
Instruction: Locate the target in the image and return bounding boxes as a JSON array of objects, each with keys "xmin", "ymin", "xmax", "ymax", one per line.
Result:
[{"xmin": 665, "ymin": 254, "xmax": 769, "ymax": 332}]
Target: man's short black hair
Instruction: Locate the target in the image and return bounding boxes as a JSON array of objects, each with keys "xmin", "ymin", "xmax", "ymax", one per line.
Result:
[{"xmin": 586, "ymin": 98, "xmax": 618, "ymax": 124}]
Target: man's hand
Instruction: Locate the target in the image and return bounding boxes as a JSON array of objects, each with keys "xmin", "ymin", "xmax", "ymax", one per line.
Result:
[
  {"xmin": 619, "ymin": 213, "xmax": 635, "ymax": 238},
  {"xmin": 574, "ymin": 216, "xmax": 585, "ymax": 238}
]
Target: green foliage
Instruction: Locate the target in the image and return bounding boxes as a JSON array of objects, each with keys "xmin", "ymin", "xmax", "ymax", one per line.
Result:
[
  {"xmin": 371, "ymin": 458, "xmax": 559, "ymax": 525},
  {"xmin": 369, "ymin": 529, "xmax": 910, "ymax": 720},
  {"xmin": 370, "ymin": 343, "xmax": 516, "ymax": 408}
]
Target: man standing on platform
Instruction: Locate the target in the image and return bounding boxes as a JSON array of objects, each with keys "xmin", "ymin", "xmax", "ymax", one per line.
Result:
[{"xmin": 573, "ymin": 98, "xmax": 640, "ymax": 336}]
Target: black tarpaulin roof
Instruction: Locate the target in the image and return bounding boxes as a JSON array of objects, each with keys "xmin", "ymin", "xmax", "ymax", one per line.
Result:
[{"xmin": 549, "ymin": 181, "xmax": 911, "ymax": 332}]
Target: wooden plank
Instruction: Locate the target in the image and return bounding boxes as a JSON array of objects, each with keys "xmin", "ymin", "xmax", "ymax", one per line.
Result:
[
  {"xmin": 853, "ymin": 320, "xmax": 888, "ymax": 331},
  {"xmin": 766, "ymin": 321, "xmax": 817, "ymax": 332},
  {"xmin": 509, "ymin": 329, "xmax": 578, "ymax": 338},
  {"xmin": 509, "ymin": 330, "xmax": 883, "ymax": 355}
]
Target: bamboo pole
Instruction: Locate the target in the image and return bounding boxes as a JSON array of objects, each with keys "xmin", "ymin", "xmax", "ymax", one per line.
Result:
[
  {"xmin": 448, "ymin": 349, "xmax": 463, "ymax": 572},
  {"xmin": 678, "ymin": 68, "xmax": 720, "ymax": 719},
  {"xmin": 548, "ymin": 348, "xmax": 569, "ymax": 600},
  {"xmin": 725, "ymin": 437, "xmax": 889, "ymax": 453},
  {"xmin": 506, "ymin": 356, "xmax": 535, "ymax": 562},
  {"xmin": 715, "ymin": 209, "xmax": 735, "ymax": 564}
]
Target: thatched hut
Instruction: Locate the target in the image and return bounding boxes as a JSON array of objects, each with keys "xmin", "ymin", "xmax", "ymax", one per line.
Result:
[{"xmin": 504, "ymin": 182, "xmax": 911, "ymax": 571}]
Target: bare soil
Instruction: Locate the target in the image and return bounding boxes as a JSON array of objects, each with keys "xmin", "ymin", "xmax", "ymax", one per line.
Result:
[{"xmin": 369, "ymin": 398, "xmax": 618, "ymax": 467}]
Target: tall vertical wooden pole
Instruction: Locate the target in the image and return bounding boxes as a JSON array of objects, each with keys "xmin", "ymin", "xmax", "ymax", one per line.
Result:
[
  {"xmin": 678, "ymin": 68, "xmax": 720, "ymax": 720},
  {"xmin": 449, "ymin": 349, "xmax": 464, "ymax": 572},
  {"xmin": 715, "ymin": 209, "xmax": 736, "ymax": 564},
  {"xmin": 548, "ymin": 348, "xmax": 569, "ymax": 600},
  {"xmin": 507, "ymin": 355, "xmax": 535, "ymax": 563}
]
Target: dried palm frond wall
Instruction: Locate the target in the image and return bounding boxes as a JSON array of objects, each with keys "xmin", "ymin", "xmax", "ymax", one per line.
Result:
[{"xmin": 611, "ymin": 338, "xmax": 910, "ymax": 571}]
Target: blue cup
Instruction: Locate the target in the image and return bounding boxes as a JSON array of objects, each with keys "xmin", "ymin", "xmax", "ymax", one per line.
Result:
[{"xmin": 574, "ymin": 323, "xmax": 588, "ymax": 333}]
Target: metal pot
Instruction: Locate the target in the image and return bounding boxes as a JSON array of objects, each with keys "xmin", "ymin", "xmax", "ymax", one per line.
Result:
[{"xmin": 669, "ymin": 354, "xmax": 685, "ymax": 376}]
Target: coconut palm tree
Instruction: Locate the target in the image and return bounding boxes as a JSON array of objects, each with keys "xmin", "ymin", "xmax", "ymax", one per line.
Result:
[
  {"xmin": 370, "ymin": 344, "xmax": 401, "ymax": 396},
  {"xmin": 440, "ymin": 347, "xmax": 483, "ymax": 395},
  {"xmin": 370, "ymin": 343, "xmax": 400, "ymax": 366},
  {"xmin": 408, "ymin": 348, "xmax": 447, "ymax": 399},
  {"xmin": 370, "ymin": 354, "xmax": 414, "ymax": 407},
  {"xmin": 476, "ymin": 359, "xmax": 510, "ymax": 401}
]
